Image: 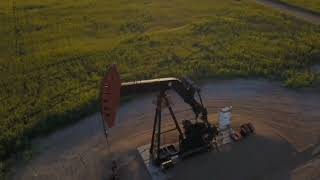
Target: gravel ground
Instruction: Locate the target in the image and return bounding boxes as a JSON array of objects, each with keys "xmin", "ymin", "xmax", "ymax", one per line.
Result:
[{"xmin": 12, "ymin": 79, "xmax": 320, "ymax": 180}]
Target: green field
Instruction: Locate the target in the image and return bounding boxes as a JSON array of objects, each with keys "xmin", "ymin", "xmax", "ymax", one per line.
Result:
[
  {"xmin": 279, "ymin": 0, "xmax": 320, "ymax": 13},
  {"xmin": 0, "ymin": 0, "xmax": 320, "ymax": 177}
]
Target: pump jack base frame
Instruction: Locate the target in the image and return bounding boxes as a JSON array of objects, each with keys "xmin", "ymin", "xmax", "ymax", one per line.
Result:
[
  {"xmin": 138, "ymin": 144, "xmax": 170, "ymax": 180},
  {"xmin": 137, "ymin": 126, "xmax": 241, "ymax": 180}
]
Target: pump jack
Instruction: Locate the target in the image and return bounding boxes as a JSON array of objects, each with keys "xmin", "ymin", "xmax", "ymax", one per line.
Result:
[{"xmin": 101, "ymin": 65, "xmax": 220, "ymax": 167}]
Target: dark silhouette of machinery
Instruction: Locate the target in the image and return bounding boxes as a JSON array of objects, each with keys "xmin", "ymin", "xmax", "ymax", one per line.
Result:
[
  {"xmin": 122, "ymin": 78, "xmax": 219, "ymax": 164},
  {"xmin": 101, "ymin": 65, "xmax": 219, "ymax": 166}
]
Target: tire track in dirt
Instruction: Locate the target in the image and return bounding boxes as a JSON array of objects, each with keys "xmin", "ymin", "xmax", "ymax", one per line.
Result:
[{"xmin": 256, "ymin": 0, "xmax": 320, "ymax": 24}]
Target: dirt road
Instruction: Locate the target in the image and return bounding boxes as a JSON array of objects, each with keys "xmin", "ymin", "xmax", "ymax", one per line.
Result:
[
  {"xmin": 256, "ymin": 0, "xmax": 320, "ymax": 25},
  {"xmin": 12, "ymin": 79, "xmax": 320, "ymax": 180}
]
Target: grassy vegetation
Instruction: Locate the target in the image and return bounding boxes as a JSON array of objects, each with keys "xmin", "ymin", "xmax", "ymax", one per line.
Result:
[
  {"xmin": 279, "ymin": 0, "xmax": 320, "ymax": 13},
  {"xmin": 0, "ymin": 0, "xmax": 320, "ymax": 177}
]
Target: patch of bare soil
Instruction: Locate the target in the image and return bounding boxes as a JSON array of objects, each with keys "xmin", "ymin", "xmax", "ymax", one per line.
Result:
[
  {"xmin": 12, "ymin": 79, "xmax": 320, "ymax": 180},
  {"xmin": 311, "ymin": 64, "xmax": 320, "ymax": 74},
  {"xmin": 256, "ymin": 0, "xmax": 320, "ymax": 25}
]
